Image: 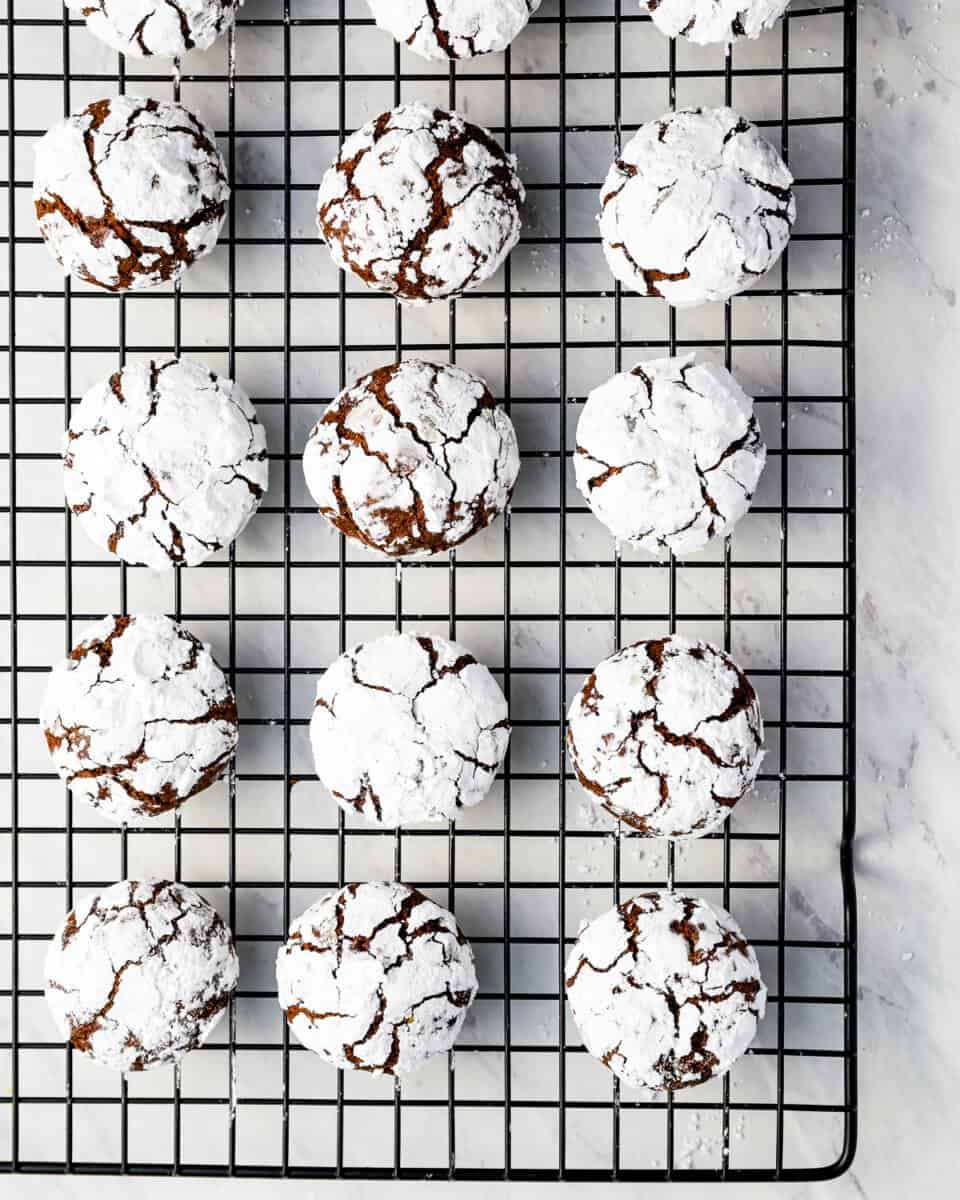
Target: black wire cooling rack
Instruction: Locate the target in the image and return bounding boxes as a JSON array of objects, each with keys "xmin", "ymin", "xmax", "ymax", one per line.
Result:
[{"xmin": 1, "ymin": 0, "xmax": 857, "ymax": 1183}]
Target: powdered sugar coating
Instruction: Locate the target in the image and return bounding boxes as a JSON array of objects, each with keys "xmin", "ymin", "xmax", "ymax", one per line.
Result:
[
  {"xmin": 46, "ymin": 879, "xmax": 239, "ymax": 1072},
  {"xmin": 599, "ymin": 106, "xmax": 795, "ymax": 307},
  {"xmin": 34, "ymin": 95, "xmax": 229, "ymax": 292},
  {"xmin": 311, "ymin": 632, "xmax": 509, "ymax": 826},
  {"xmin": 277, "ymin": 882, "xmax": 478, "ymax": 1074},
  {"xmin": 317, "ymin": 103, "xmax": 523, "ymax": 303},
  {"xmin": 41, "ymin": 615, "xmax": 238, "ymax": 825},
  {"xmin": 574, "ymin": 354, "xmax": 766, "ymax": 556},
  {"xmin": 303, "ymin": 359, "xmax": 519, "ymax": 558},
  {"xmin": 567, "ymin": 635, "xmax": 763, "ymax": 838},
  {"xmin": 639, "ymin": 0, "xmax": 790, "ymax": 44},
  {"xmin": 565, "ymin": 890, "xmax": 765, "ymax": 1091},
  {"xmin": 65, "ymin": 1, "xmax": 240, "ymax": 58},
  {"xmin": 65, "ymin": 357, "xmax": 268, "ymax": 570},
  {"xmin": 367, "ymin": 0, "xmax": 540, "ymax": 60}
]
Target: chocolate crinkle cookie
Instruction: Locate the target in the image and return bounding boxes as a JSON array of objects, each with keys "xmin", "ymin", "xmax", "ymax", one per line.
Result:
[
  {"xmin": 65, "ymin": 1, "xmax": 241, "ymax": 58},
  {"xmin": 33, "ymin": 95, "xmax": 229, "ymax": 292},
  {"xmin": 317, "ymin": 102, "xmax": 523, "ymax": 303},
  {"xmin": 367, "ymin": 0, "xmax": 540, "ymax": 60},
  {"xmin": 311, "ymin": 632, "xmax": 510, "ymax": 826},
  {"xmin": 65, "ymin": 357, "xmax": 268, "ymax": 569},
  {"xmin": 565, "ymin": 891, "xmax": 765, "ymax": 1091},
  {"xmin": 639, "ymin": 0, "xmax": 790, "ymax": 44},
  {"xmin": 41, "ymin": 615, "xmax": 238, "ymax": 825},
  {"xmin": 567, "ymin": 635, "xmax": 763, "ymax": 838},
  {"xmin": 46, "ymin": 879, "xmax": 239, "ymax": 1072},
  {"xmin": 599, "ymin": 106, "xmax": 795, "ymax": 307},
  {"xmin": 574, "ymin": 353, "xmax": 766, "ymax": 556},
  {"xmin": 277, "ymin": 882, "xmax": 478, "ymax": 1075},
  {"xmin": 303, "ymin": 359, "xmax": 519, "ymax": 558}
]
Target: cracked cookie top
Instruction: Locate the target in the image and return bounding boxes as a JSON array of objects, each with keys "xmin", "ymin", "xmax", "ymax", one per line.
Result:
[
  {"xmin": 277, "ymin": 882, "xmax": 478, "ymax": 1075},
  {"xmin": 311, "ymin": 632, "xmax": 510, "ymax": 826},
  {"xmin": 65, "ymin": 1, "xmax": 240, "ymax": 58},
  {"xmin": 367, "ymin": 0, "xmax": 540, "ymax": 61},
  {"xmin": 303, "ymin": 359, "xmax": 519, "ymax": 558},
  {"xmin": 565, "ymin": 890, "xmax": 765, "ymax": 1091},
  {"xmin": 33, "ymin": 95, "xmax": 229, "ymax": 292},
  {"xmin": 567, "ymin": 635, "xmax": 763, "ymax": 838},
  {"xmin": 46, "ymin": 879, "xmax": 239, "ymax": 1072},
  {"xmin": 639, "ymin": 0, "xmax": 790, "ymax": 44},
  {"xmin": 317, "ymin": 102, "xmax": 524, "ymax": 303},
  {"xmin": 41, "ymin": 615, "xmax": 239, "ymax": 825},
  {"xmin": 574, "ymin": 353, "xmax": 766, "ymax": 557},
  {"xmin": 65, "ymin": 357, "xmax": 268, "ymax": 570},
  {"xmin": 598, "ymin": 106, "xmax": 795, "ymax": 307}
]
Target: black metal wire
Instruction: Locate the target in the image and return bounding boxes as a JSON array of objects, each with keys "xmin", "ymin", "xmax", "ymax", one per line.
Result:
[{"xmin": 0, "ymin": 0, "xmax": 857, "ymax": 1183}]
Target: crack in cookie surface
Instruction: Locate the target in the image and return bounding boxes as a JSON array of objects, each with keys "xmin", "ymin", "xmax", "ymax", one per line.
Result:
[
  {"xmin": 366, "ymin": 0, "xmax": 540, "ymax": 61},
  {"xmin": 640, "ymin": 1, "xmax": 790, "ymax": 45},
  {"xmin": 66, "ymin": 1, "xmax": 240, "ymax": 58},
  {"xmin": 303, "ymin": 358, "xmax": 519, "ymax": 558},
  {"xmin": 276, "ymin": 882, "xmax": 478, "ymax": 1075},
  {"xmin": 567, "ymin": 635, "xmax": 763, "ymax": 838},
  {"xmin": 41, "ymin": 614, "xmax": 239, "ymax": 824},
  {"xmin": 565, "ymin": 890, "xmax": 765, "ymax": 1091},
  {"xmin": 311, "ymin": 631, "xmax": 510, "ymax": 826}
]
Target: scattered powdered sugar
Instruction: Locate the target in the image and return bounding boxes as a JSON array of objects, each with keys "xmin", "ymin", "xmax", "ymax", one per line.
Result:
[
  {"xmin": 317, "ymin": 103, "xmax": 524, "ymax": 303},
  {"xmin": 33, "ymin": 95, "xmax": 229, "ymax": 292},
  {"xmin": 567, "ymin": 635, "xmax": 764, "ymax": 838},
  {"xmin": 277, "ymin": 882, "xmax": 478, "ymax": 1074},
  {"xmin": 303, "ymin": 359, "xmax": 519, "ymax": 558},
  {"xmin": 574, "ymin": 353, "xmax": 766, "ymax": 556},
  {"xmin": 65, "ymin": 357, "xmax": 268, "ymax": 570},
  {"xmin": 65, "ymin": 1, "xmax": 240, "ymax": 58},
  {"xmin": 367, "ymin": 0, "xmax": 540, "ymax": 60},
  {"xmin": 565, "ymin": 891, "xmax": 765, "ymax": 1091},
  {"xmin": 45, "ymin": 879, "xmax": 238, "ymax": 1072},
  {"xmin": 41, "ymin": 615, "xmax": 238, "ymax": 825},
  {"xmin": 598, "ymin": 106, "xmax": 795, "ymax": 307},
  {"xmin": 311, "ymin": 632, "xmax": 510, "ymax": 826},
  {"xmin": 638, "ymin": 0, "xmax": 790, "ymax": 45}
]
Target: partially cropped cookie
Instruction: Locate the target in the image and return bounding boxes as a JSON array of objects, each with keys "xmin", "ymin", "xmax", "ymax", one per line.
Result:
[
  {"xmin": 367, "ymin": 0, "xmax": 540, "ymax": 60},
  {"xmin": 34, "ymin": 95, "xmax": 229, "ymax": 292},
  {"xmin": 65, "ymin": 357, "xmax": 268, "ymax": 569},
  {"xmin": 599, "ymin": 106, "xmax": 795, "ymax": 306},
  {"xmin": 565, "ymin": 891, "xmax": 765, "ymax": 1091},
  {"xmin": 41, "ymin": 615, "xmax": 238, "ymax": 824},
  {"xmin": 311, "ymin": 632, "xmax": 509, "ymax": 826},
  {"xmin": 639, "ymin": 0, "xmax": 790, "ymax": 44},
  {"xmin": 303, "ymin": 359, "xmax": 519, "ymax": 558},
  {"xmin": 277, "ymin": 882, "xmax": 478, "ymax": 1074},
  {"xmin": 317, "ymin": 103, "xmax": 523, "ymax": 303},
  {"xmin": 567, "ymin": 635, "xmax": 763, "ymax": 838},
  {"xmin": 574, "ymin": 354, "xmax": 765, "ymax": 556},
  {"xmin": 46, "ymin": 879, "xmax": 238, "ymax": 1072},
  {"xmin": 65, "ymin": 1, "xmax": 240, "ymax": 58}
]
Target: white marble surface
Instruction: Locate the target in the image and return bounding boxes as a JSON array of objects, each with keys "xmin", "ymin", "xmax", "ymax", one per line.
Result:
[{"xmin": 3, "ymin": 0, "xmax": 958, "ymax": 1195}]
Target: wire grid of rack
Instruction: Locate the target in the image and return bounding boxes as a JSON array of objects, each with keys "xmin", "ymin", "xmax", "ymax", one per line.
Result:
[{"xmin": 1, "ymin": 0, "xmax": 856, "ymax": 1183}]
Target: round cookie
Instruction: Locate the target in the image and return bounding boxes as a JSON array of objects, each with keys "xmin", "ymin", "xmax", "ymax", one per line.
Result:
[
  {"xmin": 311, "ymin": 632, "xmax": 509, "ymax": 826},
  {"xmin": 574, "ymin": 353, "xmax": 766, "ymax": 556},
  {"xmin": 34, "ymin": 95, "xmax": 229, "ymax": 292},
  {"xmin": 41, "ymin": 615, "xmax": 238, "ymax": 825},
  {"xmin": 367, "ymin": 0, "xmax": 540, "ymax": 60},
  {"xmin": 303, "ymin": 359, "xmax": 519, "ymax": 558},
  {"xmin": 639, "ymin": 0, "xmax": 790, "ymax": 44},
  {"xmin": 598, "ymin": 106, "xmax": 795, "ymax": 307},
  {"xmin": 65, "ymin": 1, "xmax": 240, "ymax": 58},
  {"xmin": 46, "ymin": 879, "xmax": 239, "ymax": 1072},
  {"xmin": 317, "ymin": 102, "xmax": 523, "ymax": 303},
  {"xmin": 65, "ymin": 357, "xmax": 268, "ymax": 569},
  {"xmin": 277, "ymin": 882, "xmax": 478, "ymax": 1075},
  {"xmin": 567, "ymin": 635, "xmax": 763, "ymax": 838},
  {"xmin": 565, "ymin": 890, "xmax": 765, "ymax": 1091}
]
